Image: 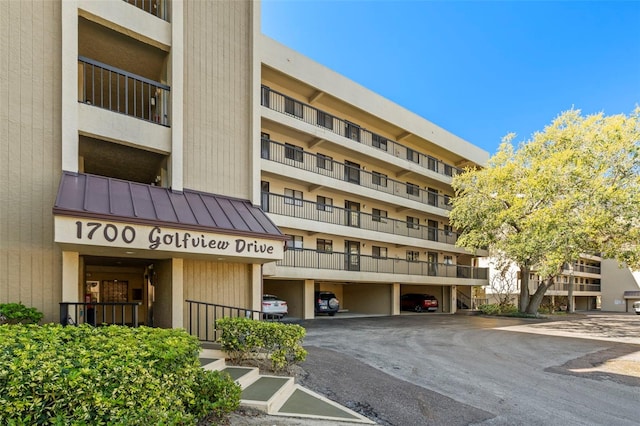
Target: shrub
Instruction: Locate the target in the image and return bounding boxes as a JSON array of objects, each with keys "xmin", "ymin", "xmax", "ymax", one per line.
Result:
[
  {"xmin": 0, "ymin": 302, "xmax": 44, "ymax": 324},
  {"xmin": 478, "ymin": 303, "xmax": 518, "ymax": 316},
  {"xmin": 216, "ymin": 317, "xmax": 307, "ymax": 372},
  {"xmin": 0, "ymin": 324, "xmax": 240, "ymax": 424}
]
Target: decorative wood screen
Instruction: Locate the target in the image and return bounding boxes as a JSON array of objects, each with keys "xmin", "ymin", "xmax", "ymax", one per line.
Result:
[{"xmin": 101, "ymin": 280, "xmax": 128, "ymax": 303}]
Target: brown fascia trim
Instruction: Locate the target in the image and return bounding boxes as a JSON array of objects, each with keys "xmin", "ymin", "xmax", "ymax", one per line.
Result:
[{"xmin": 52, "ymin": 208, "xmax": 290, "ymax": 242}]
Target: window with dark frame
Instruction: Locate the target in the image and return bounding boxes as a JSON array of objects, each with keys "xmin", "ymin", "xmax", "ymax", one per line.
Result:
[
  {"xmin": 317, "ymin": 153, "xmax": 333, "ymax": 171},
  {"xmin": 427, "ymin": 156, "xmax": 437, "ymax": 172},
  {"xmin": 406, "ymin": 251, "xmax": 420, "ymax": 262},
  {"xmin": 316, "ymin": 238, "xmax": 333, "ymax": 253},
  {"xmin": 284, "ymin": 97, "xmax": 303, "ymax": 118},
  {"xmin": 372, "ymin": 134, "xmax": 388, "ymax": 151},
  {"xmin": 345, "ymin": 121, "xmax": 361, "ymax": 141},
  {"xmin": 372, "ymin": 208, "xmax": 388, "ymax": 223},
  {"xmin": 444, "ymin": 164, "xmax": 453, "ymax": 176},
  {"xmin": 285, "ymin": 143, "xmax": 304, "ymax": 162},
  {"xmin": 406, "ymin": 182, "xmax": 420, "ymax": 197},
  {"xmin": 372, "ymin": 246, "xmax": 388, "ymax": 258},
  {"xmin": 372, "ymin": 171, "xmax": 388, "ymax": 187},
  {"xmin": 407, "ymin": 148, "xmax": 419, "ymax": 163},
  {"xmin": 261, "ymin": 86, "xmax": 270, "ymax": 107},
  {"xmin": 317, "ymin": 110, "xmax": 333, "ymax": 130},
  {"xmin": 427, "ymin": 187, "xmax": 439, "ymax": 206},
  {"xmin": 284, "ymin": 188, "xmax": 303, "ymax": 206},
  {"xmin": 444, "ymin": 194, "xmax": 452, "ymax": 206},
  {"xmin": 406, "ymin": 216, "xmax": 419, "ymax": 229},
  {"xmin": 316, "ymin": 195, "xmax": 333, "ymax": 212},
  {"xmin": 286, "ymin": 234, "xmax": 303, "ymax": 250},
  {"xmin": 345, "ymin": 160, "xmax": 360, "ymax": 184}
]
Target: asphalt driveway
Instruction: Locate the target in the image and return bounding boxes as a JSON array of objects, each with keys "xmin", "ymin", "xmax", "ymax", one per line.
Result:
[{"xmin": 230, "ymin": 313, "xmax": 640, "ymax": 425}]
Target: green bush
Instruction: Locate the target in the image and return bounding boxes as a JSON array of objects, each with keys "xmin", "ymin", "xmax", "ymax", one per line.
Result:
[
  {"xmin": 0, "ymin": 302, "xmax": 44, "ymax": 324},
  {"xmin": 216, "ymin": 317, "xmax": 307, "ymax": 372},
  {"xmin": 478, "ymin": 303, "xmax": 518, "ymax": 316},
  {"xmin": 0, "ymin": 324, "xmax": 240, "ymax": 425}
]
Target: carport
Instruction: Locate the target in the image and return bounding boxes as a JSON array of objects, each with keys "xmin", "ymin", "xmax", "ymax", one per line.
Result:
[{"xmin": 400, "ymin": 285, "xmax": 451, "ymax": 313}]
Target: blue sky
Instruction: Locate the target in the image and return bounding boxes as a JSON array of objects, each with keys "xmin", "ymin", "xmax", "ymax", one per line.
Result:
[{"xmin": 262, "ymin": 1, "xmax": 640, "ymax": 155}]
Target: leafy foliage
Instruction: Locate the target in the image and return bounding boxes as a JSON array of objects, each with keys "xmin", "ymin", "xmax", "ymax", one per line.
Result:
[
  {"xmin": 0, "ymin": 324, "xmax": 240, "ymax": 424},
  {"xmin": 451, "ymin": 108, "xmax": 640, "ymax": 313},
  {"xmin": 216, "ymin": 317, "xmax": 307, "ymax": 372},
  {"xmin": 0, "ymin": 302, "xmax": 44, "ymax": 324}
]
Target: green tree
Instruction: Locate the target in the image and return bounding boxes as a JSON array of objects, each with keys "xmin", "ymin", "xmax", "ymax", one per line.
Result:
[{"xmin": 450, "ymin": 108, "xmax": 640, "ymax": 314}]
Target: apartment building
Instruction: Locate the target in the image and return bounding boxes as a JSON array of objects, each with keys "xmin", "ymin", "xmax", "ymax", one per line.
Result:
[
  {"xmin": 601, "ymin": 260, "xmax": 640, "ymax": 313},
  {"xmin": 258, "ymin": 37, "xmax": 490, "ymax": 319},
  {"xmin": 1, "ymin": 0, "xmax": 287, "ymax": 331}
]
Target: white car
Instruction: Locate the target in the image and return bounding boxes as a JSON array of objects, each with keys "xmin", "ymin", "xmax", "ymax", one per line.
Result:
[
  {"xmin": 262, "ymin": 294, "xmax": 288, "ymax": 318},
  {"xmin": 633, "ymin": 301, "xmax": 640, "ymax": 315}
]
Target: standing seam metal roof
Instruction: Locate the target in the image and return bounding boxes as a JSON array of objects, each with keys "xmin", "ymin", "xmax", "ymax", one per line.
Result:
[{"xmin": 53, "ymin": 171, "xmax": 286, "ymax": 240}]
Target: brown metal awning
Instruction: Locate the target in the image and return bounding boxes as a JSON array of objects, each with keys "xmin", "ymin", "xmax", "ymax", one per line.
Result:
[{"xmin": 53, "ymin": 171, "xmax": 286, "ymax": 241}]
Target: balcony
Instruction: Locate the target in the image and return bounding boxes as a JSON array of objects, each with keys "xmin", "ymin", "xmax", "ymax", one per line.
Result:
[
  {"xmin": 124, "ymin": 0, "xmax": 169, "ymax": 21},
  {"xmin": 261, "ymin": 138, "xmax": 452, "ymax": 212},
  {"xmin": 262, "ymin": 192, "xmax": 459, "ymax": 245},
  {"xmin": 532, "ymin": 280, "xmax": 601, "ymax": 293},
  {"xmin": 78, "ymin": 56, "xmax": 170, "ymax": 127},
  {"xmin": 277, "ymin": 248, "xmax": 488, "ymax": 280},
  {"xmin": 565, "ymin": 263, "xmax": 601, "ymax": 275},
  {"xmin": 261, "ymin": 85, "xmax": 462, "ymax": 179}
]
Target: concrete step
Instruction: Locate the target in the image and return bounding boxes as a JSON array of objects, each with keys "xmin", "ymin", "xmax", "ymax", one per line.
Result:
[{"xmin": 240, "ymin": 375, "xmax": 295, "ymax": 413}]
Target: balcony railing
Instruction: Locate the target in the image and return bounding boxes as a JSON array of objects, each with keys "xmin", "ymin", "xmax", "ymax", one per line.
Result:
[
  {"xmin": 78, "ymin": 56, "xmax": 171, "ymax": 126},
  {"xmin": 261, "ymin": 85, "xmax": 462, "ymax": 178},
  {"xmin": 278, "ymin": 248, "xmax": 488, "ymax": 280},
  {"xmin": 565, "ymin": 263, "xmax": 601, "ymax": 274},
  {"xmin": 262, "ymin": 138, "xmax": 452, "ymax": 211},
  {"xmin": 262, "ymin": 192, "xmax": 458, "ymax": 245},
  {"xmin": 532, "ymin": 281, "xmax": 601, "ymax": 292},
  {"xmin": 125, "ymin": 0, "xmax": 169, "ymax": 21}
]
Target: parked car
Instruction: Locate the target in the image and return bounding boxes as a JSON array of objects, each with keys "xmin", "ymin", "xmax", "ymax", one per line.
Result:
[
  {"xmin": 401, "ymin": 293, "xmax": 438, "ymax": 312},
  {"xmin": 315, "ymin": 291, "xmax": 339, "ymax": 316},
  {"xmin": 633, "ymin": 301, "xmax": 640, "ymax": 315},
  {"xmin": 262, "ymin": 294, "xmax": 288, "ymax": 318}
]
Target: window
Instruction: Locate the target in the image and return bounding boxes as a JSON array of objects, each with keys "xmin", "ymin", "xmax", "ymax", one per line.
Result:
[
  {"xmin": 284, "ymin": 188, "xmax": 303, "ymax": 206},
  {"xmin": 284, "ymin": 97, "xmax": 303, "ymax": 118},
  {"xmin": 261, "ymin": 86, "xmax": 270, "ymax": 107},
  {"xmin": 444, "ymin": 224, "xmax": 454, "ymax": 236},
  {"xmin": 317, "ymin": 110, "xmax": 333, "ymax": 130},
  {"xmin": 316, "ymin": 195, "xmax": 333, "ymax": 212},
  {"xmin": 345, "ymin": 121, "xmax": 360, "ymax": 141},
  {"xmin": 444, "ymin": 164, "xmax": 453, "ymax": 176},
  {"xmin": 317, "ymin": 153, "xmax": 333, "ymax": 171},
  {"xmin": 444, "ymin": 194, "xmax": 452, "ymax": 206},
  {"xmin": 406, "ymin": 182, "xmax": 420, "ymax": 197},
  {"xmin": 372, "ymin": 246, "xmax": 388, "ymax": 258},
  {"xmin": 372, "ymin": 208, "xmax": 388, "ymax": 223},
  {"xmin": 260, "ymin": 133, "xmax": 270, "ymax": 159},
  {"xmin": 372, "ymin": 171, "xmax": 388, "ymax": 187},
  {"xmin": 407, "ymin": 216, "xmax": 419, "ymax": 229},
  {"xmin": 285, "ymin": 143, "xmax": 304, "ymax": 162},
  {"xmin": 317, "ymin": 239, "xmax": 333, "ymax": 253},
  {"xmin": 344, "ymin": 161, "xmax": 360, "ymax": 184},
  {"xmin": 427, "ymin": 188, "xmax": 438, "ymax": 206},
  {"xmin": 102, "ymin": 280, "xmax": 128, "ymax": 303},
  {"xmin": 444, "ymin": 255, "xmax": 454, "ymax": 265},
  {"xmin": 427, "ymin": 156, "xmax": 438, "ymax": 172},
  {"xmin": 372, "ymin": 134, "xmax": 388, "ymax": 151},
  {"xmin": 406, "ymin": 251, "xmax": 420, "ymax": 262},
  {"xmin": 407, "ymin": 148, "xmax": 419, "ymax": 163},
  {"xmin": 286, "ymin": 235, "xmax": 303, "ymax": 250}
]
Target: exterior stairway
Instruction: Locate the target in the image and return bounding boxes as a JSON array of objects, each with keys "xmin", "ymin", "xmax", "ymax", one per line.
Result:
[{"xmin": 199, "ymin": 347, "xmax": 374, "ymax": 424}]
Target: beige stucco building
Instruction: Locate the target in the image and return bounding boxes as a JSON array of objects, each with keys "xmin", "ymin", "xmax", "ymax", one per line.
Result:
[{"xmin": 1, "ymin": 0, "xmax": 492, "ymax": 331}]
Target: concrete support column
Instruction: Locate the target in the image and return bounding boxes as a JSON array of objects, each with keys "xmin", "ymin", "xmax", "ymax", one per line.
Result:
[
  {"xmin": 170, "ymin": 0, "xmax": 184, "ymax": 191},
  {"xmin": 61, "ymin": 0, "xmax": 78, "ymax": 172},
  {"xmin": 391, "ymin": 283, "xmax": 400, "ymax": 315},
  {"xmin": 251, "ymin": 264, "xmax": 262, "ymax": 311},
  {"xmin": 451, "ymin": 285, "xmax": 457, "ymax": 314},
  {"xmin": 62, "ymin": 251, "xmax": 80, "ymax": 302},
  {"xmin": 171, "ymin": 258, "xmax": 183, "ymax": 329},
  {"xmin": 303, "ymin": 279, "xmax": 315, "ymax": 319}
]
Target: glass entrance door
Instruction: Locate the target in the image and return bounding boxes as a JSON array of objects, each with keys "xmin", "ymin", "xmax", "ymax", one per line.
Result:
[{"xmin": 345, "ymin": 240, "xmax": 361, "ymax": 271}]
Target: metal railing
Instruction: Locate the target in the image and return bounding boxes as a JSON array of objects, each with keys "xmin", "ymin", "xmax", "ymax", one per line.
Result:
[
  {"xmin": 185, "ymin": 300, "xmax": 283, "ymax": 343},
  {"xmin": 277, "ymin": 248, "xmax": 488, "ymax": 280},
  {"xmin": 124, "ymin": 0, "xmax": 169, "ymax": 21},
  {"xmin": 565, "ymin": 263, "xmax": 601, "ymax": 274},
  {"xmin": 262, "ymin": 138, "xmax": 452, "ymax": 211},
  {"xmin": 456, "ymin": 291, "xmax": 488, "ymax": 310},
  {"xmin": 60, "ymin": 302, "xmax": 141, "ymax": 327},
  {"xmin": 261, "ymin": 85, "xmax": 462, "ymax": 178},
  {"xmin": 78, "ymin": 56, "xmax": 171, "ymax": 126},
  {"xmin": 531, "ymin": 281, "xmax": 601, "ymax": 292},
  {"xmin": 263, "ymin": 192, "xmax": 458, "ymax": 244}
]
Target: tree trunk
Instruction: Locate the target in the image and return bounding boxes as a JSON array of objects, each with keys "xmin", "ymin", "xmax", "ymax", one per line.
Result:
[
  {"xmin": 519, "ymin": 265, "xmax": 531, "ymax": 313},
  {"xmin": 526, "ymin": 276, "xmax": 555, "ymax": 314}
]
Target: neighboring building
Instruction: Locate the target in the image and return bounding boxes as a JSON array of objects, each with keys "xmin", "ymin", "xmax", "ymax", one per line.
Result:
[
  {"xmin": 258, "ymin": 37, "xmax": 489, "ymax": 319},
  {"xmin": 1, "ymin": 0, "xmax": 287, "ymax": 331},
  {"xmin": 1, "ymin": 0, "xmax": 489, "ymax": 329},
  {"xmin": 600, "ymin": 260, "xmax": 640, "ymax": 313}
]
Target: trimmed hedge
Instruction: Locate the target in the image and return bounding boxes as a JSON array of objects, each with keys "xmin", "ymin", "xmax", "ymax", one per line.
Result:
[
  {"xmin": 0, "ymin": 302, "xmax": 43, "ymax": 324},
  {"xmin": 216, "ymin": 317, "xmax": 307, "ymax": 372},
  {"xmin": 0, "ymin": 324, "xmax": 240, "ymax": 425}
]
